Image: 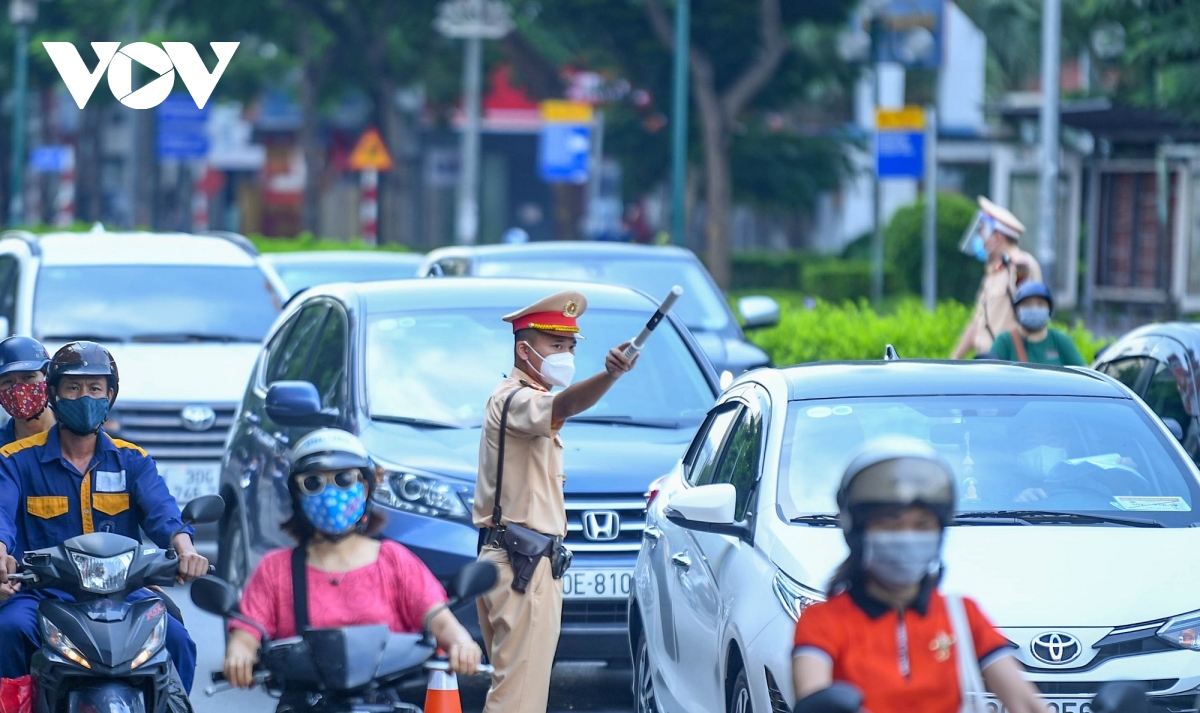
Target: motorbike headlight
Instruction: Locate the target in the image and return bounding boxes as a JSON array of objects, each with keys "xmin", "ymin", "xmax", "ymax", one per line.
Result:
[
  {"xmin": 1158, "ymin": 610, "xmax": 1200, "ymax": 650},
  {"xmin": 70, "ymin": 550, "xmax": 134, "ymax": 594},
  {"xmin": 373, "ymin": 467, "xmax": 474, "ymax": 521},
  {"xmin": 40, "ymin": 616, "xmax": 91, "ymax": 669},
  {"xmin": 772, "ymin": 570, "xmax": 824, "ymax": 623},
  {"xmin": 131, "ymin": 616, "xmax": 167, "ymax": 669}
]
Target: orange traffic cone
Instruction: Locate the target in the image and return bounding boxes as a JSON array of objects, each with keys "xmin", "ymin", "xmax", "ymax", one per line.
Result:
[{"xmin": 424, "ymin": 667, "xmax": 462, "ymax": 713}]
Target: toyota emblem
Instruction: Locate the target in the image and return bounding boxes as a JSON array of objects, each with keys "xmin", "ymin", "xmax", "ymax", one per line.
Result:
[
  {"xmin": 1029, "ymin": 632, "xmax": 1082, "ymax": 665},
  {"xmin": 180, "ymin": 405, "xmax": 217, "ymax": 432},
  {"xmin": 581, "ymin": 511, "xmax": 620, "ymax": 541}
]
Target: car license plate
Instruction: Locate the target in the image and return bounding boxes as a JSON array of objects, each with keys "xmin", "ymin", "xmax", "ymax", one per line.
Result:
[
  {"xmin": 562, "ymin": 568, "xmax": 633, "ymax": 600},
  {"xmin": 981, "ymin": 695, "xmax": 1093, "ymax": 713},
  {"xmin": 158, "ymin": 462, "xmax": 220, "ymax": 505}
]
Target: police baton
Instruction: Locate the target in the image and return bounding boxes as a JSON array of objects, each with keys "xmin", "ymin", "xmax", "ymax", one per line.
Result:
[{"xmin": 623, "ymin": 286, "xmax": 683, "ymax": 359}]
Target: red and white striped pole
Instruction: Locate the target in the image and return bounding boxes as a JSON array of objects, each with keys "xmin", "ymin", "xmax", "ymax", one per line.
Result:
[
  {"xmin": 360, "ymin": 168, "xmax": 378, "ymax": 245},
  {"xmin": 51, "ymin": 145, "xmax": 75, "ymax": 227},
  {"xmin": 191, "ymin": 161, "xmax": 209, "ymax": 232}
]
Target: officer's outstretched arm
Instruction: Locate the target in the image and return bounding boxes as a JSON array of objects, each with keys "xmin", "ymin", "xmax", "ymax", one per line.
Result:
[{"xmin": 551, "ymin": 342, "xmax": 637, "ymax": 424}]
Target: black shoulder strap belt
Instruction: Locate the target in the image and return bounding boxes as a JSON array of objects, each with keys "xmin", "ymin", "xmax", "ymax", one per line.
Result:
[
  {"xmin": 291, "ymin": 545, "xmax": 309, "ymax": 633},
  {"xmin": 491, "ymin": 388, "xmax": 522, "ymax": 528}
]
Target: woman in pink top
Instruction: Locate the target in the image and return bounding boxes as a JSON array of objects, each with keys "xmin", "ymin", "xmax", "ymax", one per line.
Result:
[{"xmin": 223, "ymin": 429, "xmax": 482, "ymax": 688}]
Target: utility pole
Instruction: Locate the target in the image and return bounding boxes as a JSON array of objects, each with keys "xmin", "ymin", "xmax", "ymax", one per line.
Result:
[
  {"xmin": 670, "ymin": 0, "xmax": 690, "ymax": 247},
  {"xmin": 870, "ymin": 16, "xmax": 884, "ymax": 304},
  {"xmin": 8, "ymin": 0, "xmax": 37, "ymax": 227},
  {"xmin": 1038, "ymin": 0, "xmax": 1062, "ymax": 291},
  {"xmin": 922, "ymin": 103, "xmax": 938, "ymax": 311}
]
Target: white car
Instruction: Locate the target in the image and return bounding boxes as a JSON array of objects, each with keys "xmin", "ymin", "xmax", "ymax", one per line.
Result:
[
  {"xmin": 0, "ymin": 227, "xmax": 287, "ymax": 507},
  {"xmin": 631, "ymin": 359, "xmax": 1200, "ymax": 713}
]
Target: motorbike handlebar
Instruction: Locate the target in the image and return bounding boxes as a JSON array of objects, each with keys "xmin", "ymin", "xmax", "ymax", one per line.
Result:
[{"xmin": 6, "ymin": 572, "xmax": 36, "ymax": 585}]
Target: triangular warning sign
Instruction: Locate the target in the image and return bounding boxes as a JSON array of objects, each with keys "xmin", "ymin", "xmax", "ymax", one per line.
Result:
[{"xmin": 348, "ymin": 128, "xmax": 395, "ymax": 171}]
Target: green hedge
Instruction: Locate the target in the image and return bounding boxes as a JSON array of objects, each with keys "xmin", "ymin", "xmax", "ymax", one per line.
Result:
[
  {"xmin": 744, "ymin": 297, "xmax": 1109, "ymax": 365},
  {"xmin": 730, "ymin": 251, "xmax": 805, "ymax": 290},
  {"xmin": 248, "ymin": 232, "xmax": 414, "ymax": 253},
  {"xmin": 800, "ymin": 259, "xmax": 903, "ymax": 302}
]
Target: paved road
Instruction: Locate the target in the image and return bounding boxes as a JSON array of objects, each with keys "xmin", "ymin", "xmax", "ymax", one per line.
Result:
[{"xmin": 178, "ymin": 576, "xmax": 635, "ymax": 713}]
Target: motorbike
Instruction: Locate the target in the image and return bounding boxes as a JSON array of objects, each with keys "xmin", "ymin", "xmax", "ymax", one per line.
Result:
[
  {"xmin": 190, "ymin": 560, "xmax": 498, "ymax": 713},
  {"xmin": 794, "ymin": 680, "xmax": 1151, "ymax": 713},
  {"xmin": 6, "ymin": 494, "xmax": 225, "ymax": 713}
]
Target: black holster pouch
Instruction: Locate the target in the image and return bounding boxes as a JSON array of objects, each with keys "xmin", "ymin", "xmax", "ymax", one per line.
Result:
[{"xmin": 499, "ymin": 524, "xmax": 553, "ymax": 594}]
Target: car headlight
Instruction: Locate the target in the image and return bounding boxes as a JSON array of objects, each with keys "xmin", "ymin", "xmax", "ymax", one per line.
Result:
[
  {"xmin": 40, "ymin": 615, "xmax": 91, "ymax": 669},
  {"xmin": 1158, "ymin": 610, "xmax": 1200, "ymax": 650},
  {"xmin": 373, "ymin": 467, "xmax": 474, "ymax": 521},
  {"xmin": 131, "ymin": 616, "xmax": 167, "ymax": 669},
  {"xmin": 70, "ymin": 550, "xmax": 134, "ymax": 594},
  {"xmin": 772, "ymin": 570, "xmax": 825, "ymax": 622}
]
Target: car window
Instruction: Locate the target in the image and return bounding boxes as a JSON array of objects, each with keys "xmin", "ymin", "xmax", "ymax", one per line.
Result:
[
  {"xmin": 435, "ymin": 258, "xmax": 470, "ymax": 276},
  {"xmin": 307, "ymin": 306, "xmax": 348, "ymax": 410},
  {"xmin": 711, "ymin": 405, "xmax": 763, "ymax": 520},
  {"xmin": 688, "ymin": 405, "xmax": 742, "ymax": 487},
  {"xmin": 777, "ymin": 395, "xmax": 1200, "ymax": 527},
  {"xmin": 266, "ymin": 304, "xmax": 327, "ymax": 384},
  {"xmin": 275, "ymin": 261, "xmax": 419, "ymax": 293},
  {"xmin": 1099, "ymin": 357, "xmax": 1151, "ymax": 393},
  {"xmin": 1144, "ymin": 361, "xmax": 1191, "ymax": 428},
  {"xmin": 0, "ymin": 256, "xmax": 19, "ymax": 334}
]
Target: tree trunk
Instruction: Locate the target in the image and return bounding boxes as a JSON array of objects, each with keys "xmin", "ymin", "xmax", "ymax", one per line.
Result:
[
  {"xmin": 297, "ymin": 27, "xmax": 323, "ymax": 237},
  {"xmin": 377, "ymin": 76, "xmax": 415, "ymax": 246}
]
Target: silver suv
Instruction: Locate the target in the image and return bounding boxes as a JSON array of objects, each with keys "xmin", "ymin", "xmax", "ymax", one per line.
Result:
[{"xmin": 0, "ymin": 226, "xmax": 287, "ymax": 508}]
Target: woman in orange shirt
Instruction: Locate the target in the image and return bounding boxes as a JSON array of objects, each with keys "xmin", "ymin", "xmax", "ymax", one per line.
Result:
[{"xmin": 791, "ymin": 438, "xmax": 1045, "ymax": 713}]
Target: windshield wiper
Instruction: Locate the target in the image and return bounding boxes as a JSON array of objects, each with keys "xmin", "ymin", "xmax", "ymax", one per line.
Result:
[
  {"xmin": 956, "ymin": 510, "xmax": 1164, "ymax": 528},
  {"xmin": 39, "ymin": 334, "xmax": 127, "ymax": 343},
  {"xmin": 370, "ymin": 415, "xmax": 460, "ymax": 429},
  {"xmin": 568, "ymin": 415, "xmax": 681, "ymax": 429},
  {"xmin": 790, "ymin": 514, "xmax": 841, "ymax": 526},
  {"xmin": 129, "ymin": 332, "xmax": 253, "ymax": 343}
]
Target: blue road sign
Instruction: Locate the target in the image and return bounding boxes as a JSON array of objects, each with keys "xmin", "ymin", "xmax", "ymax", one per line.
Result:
[
  {"xmin": 538, "ymin": 124, "xmax": 591, "ymax": 184},
  {"xmin": 876, "ymin": 131, "xmax": 924, "ymax": 179},
  {"xmin": 29, "ymin": 145, "xmax": 70, "ymax": 173},
  {"xmin": 156, "ymin": 94, "xmax": 209, "ymax": 160}
]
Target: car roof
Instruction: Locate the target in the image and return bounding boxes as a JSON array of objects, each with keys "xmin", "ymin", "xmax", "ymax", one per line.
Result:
[
  {"xmin": 33, "ymin": 231, "xmax": 258, "ymax": 267},
  {"xmin": 265, "ymin": 251, "xmax": 424, "ymax": 265},
  {"xmin": 428, "ymin": 242, "xmax": 695, "ymax": 261},
  {"xmin": 779, "ymin": 360, "xmax": 1128, "ymax": 400},
  {"xmin": 306, "ymin": 276, "xmax": 661, "ymax": 314},
  {"xmin": 1106, "ymin": 322, "xmax": 1200, "ymax": 352}
]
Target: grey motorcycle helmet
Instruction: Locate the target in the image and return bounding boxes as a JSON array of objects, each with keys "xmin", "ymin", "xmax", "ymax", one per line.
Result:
[{"xmin": 836, "ymin": 436, "xmax": 957, "ymax": 539}]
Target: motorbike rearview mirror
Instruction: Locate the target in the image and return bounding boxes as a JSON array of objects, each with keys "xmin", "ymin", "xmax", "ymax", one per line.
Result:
[
  {"xmin": 793, "ymin": 683, "xmax": 864, "ymax": 713},
  {"xmin": 191, "ymin": 575, "xmax": 238, "ymax": 617},
  {"xmin": 1091, "ymin": 681, "xmax": 1149, "ymax": 713},
  {"xmin": 181, "ymin": 495, "xmax": 225, "ymax": 526},
  {"xmin": 447, "ymin": 562, "xmax": 497, "ymax": 604}
]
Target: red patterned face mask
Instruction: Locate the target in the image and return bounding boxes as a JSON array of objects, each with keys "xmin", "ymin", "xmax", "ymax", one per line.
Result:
[{"xmin": 0, "ymin": 381, "xmax": 47, "ymax": 421}]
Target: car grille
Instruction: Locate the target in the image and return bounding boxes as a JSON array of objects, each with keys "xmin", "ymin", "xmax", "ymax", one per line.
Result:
[
  {"xmin": 1036, "ymin": 680, "xmax": 1178, "ymax": 695},
  {"xmin": 564, "ymin": 496, "xmax": 646, "ymax": 553},
  {"xmin": 561, "ymin": 600, "xmax": 627, "ymax": 626},
  {"xmin": 108, "ymin": 403, "xmax": 237, "ymax": 460}
]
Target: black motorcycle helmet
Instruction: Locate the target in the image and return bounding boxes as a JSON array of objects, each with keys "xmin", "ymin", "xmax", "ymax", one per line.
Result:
[
  {"xmin": 46, "ymin": 341, "xmax": 120, "ymax": 409},
  {"xmin": 0, "ymin": 336, "xmax": 49, "ymax": 377}
]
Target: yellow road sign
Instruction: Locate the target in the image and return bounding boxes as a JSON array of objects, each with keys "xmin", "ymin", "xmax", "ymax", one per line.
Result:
[
  {"xmin": 876, "ymin": 107, "xmax": 926, "ymax": 131},
  {"xmin": 540, "ymin": 100, "xmax": 594, "ymax": 124},
  {"xmin": 348, "ymin": 128, "xmax": 395, "ymax": 171}
]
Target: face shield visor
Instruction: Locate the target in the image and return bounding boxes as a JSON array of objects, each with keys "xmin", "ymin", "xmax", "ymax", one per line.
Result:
[{"xmin": 959, "ymin": 211, "xmax": 1022, "ymax": 263}]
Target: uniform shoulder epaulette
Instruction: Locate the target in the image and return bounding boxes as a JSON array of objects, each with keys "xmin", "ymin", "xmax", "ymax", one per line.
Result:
[
  {"xmin": 0, "ymin": 429, "xmax": 50, "ymax": 457},
  {"xmin": 109, "ymin": 437, "xmax": 148, "ymax": 457}
]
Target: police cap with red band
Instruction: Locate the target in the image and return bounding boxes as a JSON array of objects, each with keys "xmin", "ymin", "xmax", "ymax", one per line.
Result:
[{"xmin": 503, "ymin": 290, "xmax": 588, "ymax": 339}]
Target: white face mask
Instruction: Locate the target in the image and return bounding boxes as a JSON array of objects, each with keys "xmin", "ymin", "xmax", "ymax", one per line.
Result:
[{"xmin": 523, "ymin": 342, "xmax": 576, "ymax": 388}]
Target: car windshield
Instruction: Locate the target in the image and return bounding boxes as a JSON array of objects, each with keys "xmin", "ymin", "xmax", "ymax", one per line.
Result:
[
  {"xmin": 33, "ymin": 265, "xmax": 281, "ymax": 343},
  {"xmin": 778, "ymin": 395, "xmax": 1200, "ymax": 527},
  {"xmin": 474, "ymin": 256, "xmax": 731, "ymax": 332},
  {"xmin": 365, "ymin": 308, "xmax": 714, "ymax": 428},
  {"xmin": 274, "ymin": 260, "xmax": 420, "ymax": 293}
]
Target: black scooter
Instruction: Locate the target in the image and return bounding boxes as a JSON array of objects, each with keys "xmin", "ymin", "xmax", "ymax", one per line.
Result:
[
  {"xmin": 191, "ymin": 560, "xmax": 498, "ymax": 713},
  {"xmin": 794, "ymin": 680, "xmax": 1152, "ymax": 713},
  {"xmin": 7, "ymin": 494, "xmax": 224, "ymax": 713}
]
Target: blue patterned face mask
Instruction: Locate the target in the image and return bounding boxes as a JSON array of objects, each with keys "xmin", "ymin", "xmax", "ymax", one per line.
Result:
[
  {"xmin": 300, "ymin": 480, "xmax": 367, "ymax": 538},
  {"xmin": 55, "ymin": 395, "xmax": 111, "ymax": 435}
]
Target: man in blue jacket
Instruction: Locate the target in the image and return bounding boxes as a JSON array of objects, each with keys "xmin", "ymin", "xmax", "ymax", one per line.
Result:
[{"xmin": 0, "ymin": 341, "xmax": 208, "ymax": 693}]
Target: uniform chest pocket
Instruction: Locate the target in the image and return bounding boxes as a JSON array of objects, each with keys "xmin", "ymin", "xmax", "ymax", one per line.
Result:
[
  {"xmin": 27, "ymin": 496, "xmax": 69, "ymax": 520},
  {"xmin": 93, "ymin": 493, "xmax": 130, "ymax": 516}
]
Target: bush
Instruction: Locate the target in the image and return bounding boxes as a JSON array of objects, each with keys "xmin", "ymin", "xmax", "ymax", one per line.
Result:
[
  {"xmin": 248, "ymin": 232, "xmax": 415, "ymax": 253},
  {"xmin": 883, "ymin": 193, "xmax": 983, "ymax": 304},
  {"xmin": 744, "ymin": 297, "xmax": 1107, "ymax": 365},
  {"xmin": 800, "ymin": 259, "xmax": 903, "ymax": 302},
  {"xmin": 731, "ymin": 251, "xmax": 805, "ymax": 291}
]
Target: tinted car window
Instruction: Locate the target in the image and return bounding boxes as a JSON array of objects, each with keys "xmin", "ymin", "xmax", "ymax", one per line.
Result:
[
  {"xmin": 474, "ymin": 256, "xmax": 731, "ymax": 332},
  {"xmin": 33, "ymin": 265, "xmax": 280, "ymax": 343},
  {"xmin": 0, "ymin": 256, "xmax": 18, "ymax": 333},
  {"xmin": 1099, "ymin": 357, "xmax": 1151, "ymax": 392},
  {"xmin": 712, "ymin": 406, "xmax": 763, "ymax": 520},
  {"xmin": 365, "ymin": 308, "xmax": 714, "ymax": 428},
  {"xmin": 1144, "ymin": 362, "xmax": 1190, "ymax": 429},
  {"xmin": 266, "ymin": 304, "xmax": 326, "ymax": 384},
  {"xmin": 778, "ymin": 395, "xmax": 1200, "ymax": 527},
  {"xmin": 308, "ymin": 306, "xmax": 348, "ymax": 410},
  {"xmin": 688, "ymin": 405, "xmax": 742, "ymax": 487}
]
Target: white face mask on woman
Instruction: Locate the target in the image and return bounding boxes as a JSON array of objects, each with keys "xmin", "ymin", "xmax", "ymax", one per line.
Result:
[{"xmin": 523, "ymin": 342, "xmax": 576, "ymax": 387}]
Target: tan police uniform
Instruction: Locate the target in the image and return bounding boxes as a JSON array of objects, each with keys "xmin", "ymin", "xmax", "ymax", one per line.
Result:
[
  {"xmin": 474, "ymin": 290, "xmax": 586, "ymax": 713},
  {"xmin": 956, "ymin": 197, "xmax": 1043, "ymax": 356}
]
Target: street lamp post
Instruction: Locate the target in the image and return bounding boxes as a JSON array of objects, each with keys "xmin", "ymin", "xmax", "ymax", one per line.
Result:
[
  {"xmin": 669, "ymin": 0, "xmax": 689, "ymax": 247},
  {"xmin": 1038, "ymin": 0, "xmax": 1062, "ymax": 292},
  {"xmin": 8, "ymin": 0, "xmax": 36, "ymax": 228},
  {"xmin": 435, "ymin": 0, "xmax": 513, "ymax": 246}
]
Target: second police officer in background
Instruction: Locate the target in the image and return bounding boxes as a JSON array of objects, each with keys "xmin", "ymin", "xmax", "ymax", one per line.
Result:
[{"xmin": 474, "ymin": 291, "xmax": 637, "ymax": 713}]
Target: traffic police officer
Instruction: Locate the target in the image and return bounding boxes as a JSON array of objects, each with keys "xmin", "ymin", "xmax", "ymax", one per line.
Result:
[
  {"xmin": 951, "ymin": 196, "xmax": 1042, "ymax": 359},
  {"xmin": 475, "ymin": 291, "xmax": 636, "ymax": 713},
  {"xmin": 0, "ymin": 336, "xmax": 55, "ymax": 447},
  {"xmin": 0, "ymin": 341, "xmax": 207, "ymax": 693}
]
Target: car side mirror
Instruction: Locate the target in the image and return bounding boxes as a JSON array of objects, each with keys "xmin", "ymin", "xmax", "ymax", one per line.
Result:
[
  {"xmin": 265, "ymin": 381, "xmax": 338, "ymax": 427},
  {"xmin": 793, "ymin": 683, "xmax": 864, "ymax": 713},
  {"xmin": 446, "ymin": 562, "xmax": 497, "ymax": 605},
  {"xmin": 1162, "ymin": 417, "xmax": 1185, "ymax": 442},
  {"xmin": 181, "ymin": 495, "xmax": 224, "ymax": 526},
  {"xmin": 664, "ymin": 483, "xmax": 748, "ymax": 539},
  {"xmin": 737, "ymin": 296, "xmax": 780, "ymax": 331},
  {"xmin": 190, "ymin": 575, "xmax": 239, "ymax": 618}
]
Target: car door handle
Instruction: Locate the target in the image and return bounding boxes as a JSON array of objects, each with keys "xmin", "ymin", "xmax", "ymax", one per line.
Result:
[
  {"xmin": 644, "ymin": 526, "xmax": 662, "ymax": 541},
  {"xmin": 671, "ymin": 552, "xmax": 691, "ymax": 570}
]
